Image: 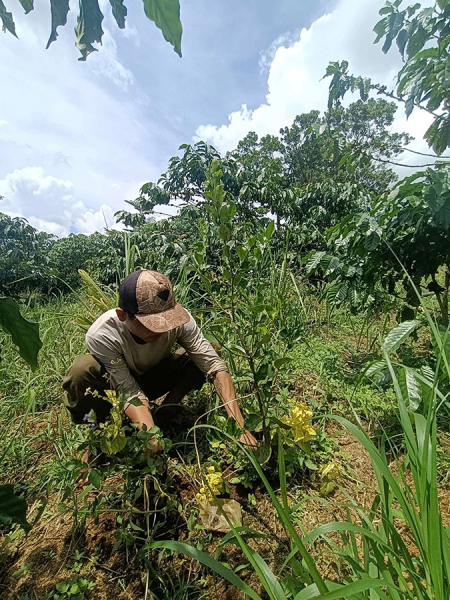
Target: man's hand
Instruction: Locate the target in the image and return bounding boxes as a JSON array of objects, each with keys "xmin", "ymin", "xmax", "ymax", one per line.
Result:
[
  {"xmin": 125, "ymin": 397, "xmax": 163, "ymax": 456},
  {"xmin": 145, "ymin": 437, "xmax": 163, "ymax": 456},
  {"xmin": 81, "ymin": 446, "xmax": 92, "ymax": 466},
  {"xmin": 77, "ymin": 446, "xmax": 92, "ymax": 488},
  {"xmin": 239, "ymin": 430, "xmax": 258, "ymax": 448}
]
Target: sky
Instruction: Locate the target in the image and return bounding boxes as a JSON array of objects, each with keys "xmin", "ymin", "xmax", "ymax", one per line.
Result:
[{"xmin": 0, "ymin": 0, "xmax": 435, "ymax": 238}]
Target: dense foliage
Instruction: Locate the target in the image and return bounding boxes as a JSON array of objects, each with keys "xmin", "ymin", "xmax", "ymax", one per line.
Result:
[
  {"xmin": 325, "ymin": 0, "xmax": 450, "ymax": 155},
  {"xmin": 305, "ymin": 166, "xmax": 450, "ymax": 321},
  {"xmin": 0, "ymin": 213, "xmax": 53, "ymax": 295},
  {"xmin": 2, "ymin": 97, "xmax": 410, "ymax": 299}
]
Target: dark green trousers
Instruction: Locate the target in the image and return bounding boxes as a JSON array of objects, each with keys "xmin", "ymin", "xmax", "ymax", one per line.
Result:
[{"xmin": 62, "ymin": 349, "xmax": 206, "ymax": 424}]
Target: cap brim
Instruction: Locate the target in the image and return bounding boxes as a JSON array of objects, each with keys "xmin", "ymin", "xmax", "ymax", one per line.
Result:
[{"xmin": 135, "ymin": 303, "xmax": 190, "ymax": 333}]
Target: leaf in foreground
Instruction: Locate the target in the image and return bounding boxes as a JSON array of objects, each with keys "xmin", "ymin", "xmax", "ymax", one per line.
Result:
[
  {"xmin": 0, "ymin": 297, "xmax": 42, "ymax": 371},
  {"xmin": 0, "ymin": 484, "xmax": 30, "ymax": 531},
  {"xmin": 148, "ymin": 540, "xmax": 262, "ymax": 600},
  {"xmin": 0, "ymin": 0, "xmax": 17, "ymax": 37},
  {"xmin": 75, "ymin": 0, "xmax": 104, "ymax": 61},
  {"xmin": 46, "ymin": 0, "xmax": 70, "ymax": 48},
  {"xmin": 382, "ymin": 319, "xmax": 421, "ymax": 355},
  {"xmin": 142, "ymin": 0, "xmax": 183, "ymax": 57}
]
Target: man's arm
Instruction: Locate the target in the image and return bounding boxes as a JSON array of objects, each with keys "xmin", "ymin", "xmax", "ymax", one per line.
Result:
[
  {"xmin": 176, "ymin": 315, "xmax": 258, "ymax": 448},
  {"xmin": 124, "ymin": 399, "xmax": 162, "ymax": 455},
  {"xmin": 85, "ymin": 337, "xmax": 161, "ymax": 454},
  {"xmin": 212, "ymin": 370, "xmax": 258, "ymax": 447}
]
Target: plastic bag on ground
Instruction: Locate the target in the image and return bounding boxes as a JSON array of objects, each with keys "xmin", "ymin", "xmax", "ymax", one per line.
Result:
[{"xmin": 198, "ymin": 498, "xmax": 242, "ymax": 533}]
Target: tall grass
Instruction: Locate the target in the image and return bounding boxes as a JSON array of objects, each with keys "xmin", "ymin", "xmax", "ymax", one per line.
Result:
[{"xmin": 150, "ymin": 299, "xmax": 450, "ymax": 599}]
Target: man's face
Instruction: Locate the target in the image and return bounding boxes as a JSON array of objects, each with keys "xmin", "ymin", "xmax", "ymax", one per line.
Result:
[{"xmin": 116, "ymin": 308, "xmax": 163, "ymax": 343}]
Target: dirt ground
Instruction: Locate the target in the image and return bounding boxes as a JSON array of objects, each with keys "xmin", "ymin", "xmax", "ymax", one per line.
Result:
[{"xmin": 2, "ymin": 413, "xmax": 450, "ymax": 600}]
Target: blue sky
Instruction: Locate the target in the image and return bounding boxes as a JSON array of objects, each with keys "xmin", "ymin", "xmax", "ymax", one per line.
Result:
[{"xmin": 0, "ymin": 0, "xmax": 433, "ymax": 236}]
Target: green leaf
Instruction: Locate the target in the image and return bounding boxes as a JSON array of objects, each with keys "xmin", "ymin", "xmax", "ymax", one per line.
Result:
[
  {"xmin": 100, "ymin": 434, "xmax": 127, "ymax": 455},
  {"xmin": 236, "ymin": 246, "xmax": 247, "ymax": 261},
  {"xmin": 220, "ymin": 204, "xmax": 235, "ymax": 223},
  {"xmin": 17, "ymin": 0, "xmax": 33, "ymax": 14},
  {"xmin": 304, "ymin": 251, "xmax": 326, "ymax": 275},
  {"xmin": 406, "ymin": 26, "xmax": 427, "ymax": 59},
  {"xmin": 382, "ymin": 320, "xmax": 421, "ymax": 355},
  {"xmin": 147, "ymin": 541, "xmax": 262, "ymax": 600},
  {"xmin": 46, "ymin": 0, "xmax": 70, "ymax": 47},
  {"xmin": 253, "ymin": 444, "xmax": 272, "ymax": 465},
  {"xmin": 88, "ymin": 469, "xmax": 103, "ymax": 489},
  {"xmin": 187, "ymin": 513, "xmax": 195, "ymax": 532},
  {"xmin": 364, "ymin": 360, "xmax": 386, "ymax": 378},
  {"xmin": 109, "ymin": 0, "xmax": 127, "ymax": 28},
  {"xmin": 222, "ymin": 269, "xmax": 232, "ymax": 282},
  {"xmin": 0, "ymin": 0, "xmax": 17, "ymax": 37},
  {"xmin": 396, "ymin": 27, "xmax": 408, "ymax": 58},
  {"xmin": 326, "ymin": 282, "xmax": 348, "ymax": 304},
  {"xmin": 320, "ymin": 481, "xmax": 336, "ymax": 497},
  {"xmin": 274, "ymin": 357, "xmax": 291, "ymax": 369},
  {"xmin": 407, "ymin": 2, "xmax": 421, "ymax": 17},
  {"xmin": 0, "ymin": 484, "xmax": 30, "ymax": 531},
  {"xmin": 245, "ymin": 413, "xmax": 263, "ymax": 431},
  {"xmin": 304, "ymin": 458, "xmax": 317, "ymax": 470},
  {"xmin": 128, "ymin": 397, "xmax": 144, "ymax": 407},
  {"xmin": 218, "ymin": 224, "xmax": 231, "ymax": 242},
  {"xmin": 246, "ymin": 546, "xmax": 288, "ymax": 599},
  {"xmin": 75, "ymin": 0, "xmax": 104, "ymax": 61},
  {"xmin": 256, "ymin": 362, "xmax": 271, "ymax": 383},
  {"xmin": 295, "ymin": 577, "xmax": 388, "ymax": 600},
  {"xmin": 373, "ymin": 16, "xmax": 388, "ymax": 43},
  {"xmin": 265, "ymin": 220, "xmax": 275, "ymax": 240},
  {"xmin": 0, "ymin": 297, "xmax": 42, "ymax": 371},
  {"xmin": 398, "ymin": 367, "xmax": 422, "ymax": 411},
  {"xmin": 381, "ymin": 12, "xmax": 404, "ymax": 54},
  {"xmin": 142, "ymin": 0, "xmax": 183, "ymax": 57},
  {"xmin": 57, "ymin": 502, "xmax": 69, "ymax": 514}
]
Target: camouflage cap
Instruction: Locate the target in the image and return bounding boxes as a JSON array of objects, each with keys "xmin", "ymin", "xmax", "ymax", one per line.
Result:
[{"xmin": 119, "ymin": 269, "xmax": 189, "ymax": 333}]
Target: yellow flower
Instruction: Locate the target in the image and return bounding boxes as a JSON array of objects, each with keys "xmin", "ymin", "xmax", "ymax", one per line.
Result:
[
  {"xmin": 282, "ymin": 402, "xmax": 316, "ymax": 445},
  {"xmin": 196, "ymin": 466, "xmax": 223, "ymax": 503}
]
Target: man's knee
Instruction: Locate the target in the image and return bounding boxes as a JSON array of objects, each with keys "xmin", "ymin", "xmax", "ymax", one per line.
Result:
[
  {"xmin": 62, "ymin": 355, "xmax": 110, "ymax": 424},
  {"xmin": 63, "ymin": 354, "xmax": 103, "ymax": 389}
]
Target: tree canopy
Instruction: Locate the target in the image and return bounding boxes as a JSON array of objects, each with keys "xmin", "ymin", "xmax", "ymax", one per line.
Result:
[{"xmin": 324, "ymin": 0, "xmax": 450, "ymax": 155}]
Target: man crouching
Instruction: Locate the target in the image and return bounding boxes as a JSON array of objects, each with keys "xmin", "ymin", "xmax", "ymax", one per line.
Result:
[{"xmin": 63, "ymin": 269, "xmax": 258, "ymax": 461}]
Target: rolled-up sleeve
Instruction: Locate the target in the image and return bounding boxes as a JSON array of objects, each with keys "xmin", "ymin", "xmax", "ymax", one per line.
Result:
[
  {"xmin": 177, "ymin": 315, "xmax": 228, "ymax": 380},
  {"xmin": 85, "ymin": 334, "xmax": 146, "ymax": 407}
]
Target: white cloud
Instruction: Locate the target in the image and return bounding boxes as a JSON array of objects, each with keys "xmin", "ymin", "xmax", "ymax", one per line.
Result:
[
  {"xmin": 0, "ymin": 120, "xmax": 8, "ymax": 127},
  {"xmin": 87, "ymin": 29, "xmax": 135, "ymax": 91},
  {"xmin": 195, "ymin": 0, "xmax": 434, "ymax": 156},
  {"xmin": 74, "ymin": 204, "xmax": 125, "ymax": 235},
  {"xmin": 259, "ymin": 31, "xmax": 299, "ymax": 73},
  {"xmin": 0, "ymin": 166, "xmax": 125, "ymax": 237},
  {"xmin": 391, "ymin": 111, "xmax": 437, "ymax": 178},
  {"xmin": 0, "ymin": 1, "xmax": 159, "ymax": 237}
]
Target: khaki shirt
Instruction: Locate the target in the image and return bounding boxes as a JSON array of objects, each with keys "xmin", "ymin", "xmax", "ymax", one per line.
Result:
[{"xmin": 85, "ymin": 309, "xmax": 227, "ymax": 404}]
